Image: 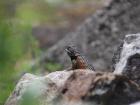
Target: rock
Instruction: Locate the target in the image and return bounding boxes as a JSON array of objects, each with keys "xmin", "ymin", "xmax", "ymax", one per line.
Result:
[
  {"xmin": 4, "ymin": 71, "xmax": 72, "ymax": 105},
  {"xmin": 5, "ymin": 70, "xmax": 140, "ymax": 105},
  {"xmin": 60, "ymin": 71, "xmax": 140, "ymax": 105},
  {"xmin": 130, "ymin": 101, "xmax": 140, "ymax": 105},
  {"xmin": 42, "ymin": 0, "xmax": 140, "ymax": 71},
  {"xmin": 113, "ymin": 34, "xmax": 140, "ymax": 84}
]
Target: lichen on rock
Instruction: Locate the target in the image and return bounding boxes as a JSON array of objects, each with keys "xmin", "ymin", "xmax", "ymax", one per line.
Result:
[{"xmin": 113, "ymin": 33, "xmax": 140, "ymax": 84}]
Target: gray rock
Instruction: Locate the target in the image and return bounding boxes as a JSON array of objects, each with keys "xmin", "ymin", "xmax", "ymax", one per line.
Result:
[
  {"xmin": 113, "ymin": 34, "xmax": 140, "ymax": 84},
  {"xmin": 130, "ymin": 101, "xmax": 140, "ymax": 105},
  {"xmin": 43, "ymin": 0, "xmax": 140, "ymax": 71}
]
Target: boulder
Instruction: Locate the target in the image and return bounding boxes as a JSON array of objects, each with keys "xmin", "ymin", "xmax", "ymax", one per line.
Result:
[
  {"xmin": 43, "ymin": 0, "xmax": 140, "ymax": 71},
  {"xmin": 4, "ymin": 71, "xmax": 72, "ymax": 105},
  {"xmin": 113, "ymin": 33, "xmax": 140, "ymax": 84},
  {"xmin": 5, "ymin": 70, "xmax": 140, "ymax": 105}
]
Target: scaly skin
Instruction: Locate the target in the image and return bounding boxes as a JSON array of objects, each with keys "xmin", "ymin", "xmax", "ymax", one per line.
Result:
[{"xmin": 65, "ymin": 46, "xmax": 95, "ymax": 71}]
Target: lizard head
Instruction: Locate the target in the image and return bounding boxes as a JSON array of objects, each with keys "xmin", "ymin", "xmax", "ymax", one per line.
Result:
[{"xmin": 65, "ymin": 45, "xmax": 80, "ymax": 59}]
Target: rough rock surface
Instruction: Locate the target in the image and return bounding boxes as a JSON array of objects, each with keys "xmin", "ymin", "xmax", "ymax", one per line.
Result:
[
  {"xmin": 5, "ymin": 71, "xmax": 72, "ymax": 105},
  {"xmin": 43, "ymin": 0, "xmax": 140, "ymax": 71},
  {"xmin": 4, "ymin": 70, "xmax": 140, "ymax": 105},
  {"xmin": 113, "ymin": 34, "xmax": 140, "ymax": 85}
]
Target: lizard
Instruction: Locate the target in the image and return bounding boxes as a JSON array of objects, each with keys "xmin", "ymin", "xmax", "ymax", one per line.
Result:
[{"xmin": 65, "ymin": 45, "xmax": 95, "ymax": 71}]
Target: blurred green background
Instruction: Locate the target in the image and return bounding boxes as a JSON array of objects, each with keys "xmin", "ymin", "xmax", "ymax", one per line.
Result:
[{"xmin": 0, "ymin": 0, "xmax": 103, "ymax": 104}]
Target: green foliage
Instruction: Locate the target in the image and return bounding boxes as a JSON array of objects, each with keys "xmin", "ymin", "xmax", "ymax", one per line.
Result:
[
  {"xmin": 0, "ymin": 20, "xmax": 40, "ymax": 104},
  {"xmin": 45, "ymin": 62, "xmax": 62, "ymax": 72},
  {"xmin": 0, "ymin": 19, "xmax": 40, "ymax": 105},
  {"xmin": 16, "ymin": 0, "xmax": 58, "ymax": 24}
]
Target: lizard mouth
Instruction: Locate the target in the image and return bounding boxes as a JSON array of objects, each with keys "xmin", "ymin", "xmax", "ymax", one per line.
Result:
[
  {"xmin": 65, "ymin": 49, "xmax": 73, "ymax": 55},
  {"xmin": 65, "ymin": 48, "xmax": 69, "ymax": 52}
]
